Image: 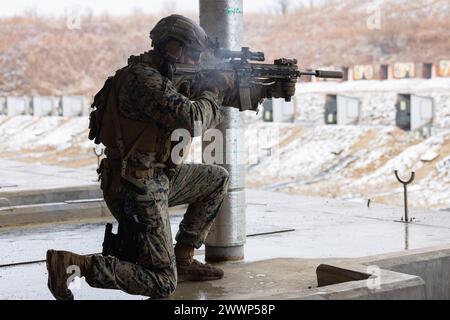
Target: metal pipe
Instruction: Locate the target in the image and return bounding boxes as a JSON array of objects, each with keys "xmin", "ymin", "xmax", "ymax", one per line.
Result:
[
  {"xmin": 200, "ymin": 0, "xmax": 246, "ymax": 261},
  {"xmin": 394, "ymin": 170, "xmax": 415, "ymax": 223}
]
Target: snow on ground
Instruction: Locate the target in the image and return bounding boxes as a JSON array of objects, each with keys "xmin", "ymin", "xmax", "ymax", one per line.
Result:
[
  {"xmin": 242, "ymin": 122, "xmax": 450, "ymax": 210},
  {"xmin": 1, "ymin": 114, "xmax": 449, "ymax": 210},
  {"xmin": 0, "ymin": 115, "xmax": 95, "ymax": 167}
]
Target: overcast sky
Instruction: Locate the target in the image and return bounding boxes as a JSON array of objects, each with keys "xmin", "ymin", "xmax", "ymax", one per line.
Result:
[{"xmin": 0, "ymin": 0, "xmax": 311, "ymax": 17}]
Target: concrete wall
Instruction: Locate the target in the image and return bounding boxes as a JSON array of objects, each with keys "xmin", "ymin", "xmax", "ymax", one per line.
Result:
[
  {"xmin": 0, "ymin": 95, "xmax": 90, "ymax": 117},
  {"xmin": 0, "ymin": 185, "xmax": 102, "ymax": 207},
  {"xmin": 369, "ymin": 248, "xmax": 450, "ymax": 300},
  {"xmin": 267, "ymin": 263, "xmax": 427, "ymax": 300},
  {"xmin": 387, "ymin": 257, "xmax": 450, "ymax": 299},
  {"xmin": 286, "ymin": 247, "xmax": 450, "ymax": 300}
]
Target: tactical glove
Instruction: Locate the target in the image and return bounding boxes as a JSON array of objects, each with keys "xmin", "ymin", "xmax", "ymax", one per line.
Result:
[
  {"xmin": 261, "ymin": 78, "xmax": 297, "ymax": 100},
  {"xmin": 222, "ymin": 78, "xmax": 298, "ymax": 111},
  {"xmin": 220, "ymin": 82, "xmax": 265, "ymax": 111},
  {"xmin": 190, "ymin": 71, "xmax": 235, "ymax": 102}
]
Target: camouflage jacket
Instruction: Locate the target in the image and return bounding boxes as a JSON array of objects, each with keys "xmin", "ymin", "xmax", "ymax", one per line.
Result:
[{"xmin": 115, "ymin": 51, "xmax": 225, "ymax": 169}]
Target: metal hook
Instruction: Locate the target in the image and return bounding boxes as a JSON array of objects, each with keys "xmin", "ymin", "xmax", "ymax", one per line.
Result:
[
  {"xmin": 395, "ymin": 170, "xmax": 415, "ymax": 185},
  {"xmin": 93, "ymin": 146, "xmax": 104, "ymax": 168},
  {"xmin": 394, "ymin": 170, "xmax": 415, "ymax": 223}
]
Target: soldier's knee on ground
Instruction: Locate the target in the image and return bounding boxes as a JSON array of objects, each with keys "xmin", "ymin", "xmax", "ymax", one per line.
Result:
[
  {"xmin": 152, "ymin": 268, "xmax": 177, "ymax": 298},
  {"xmin": 165, "ymin": 277, "xmax": 177, "ymax": 297}
]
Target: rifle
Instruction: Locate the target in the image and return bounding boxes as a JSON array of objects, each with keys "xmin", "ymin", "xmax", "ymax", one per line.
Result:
[{"xmin": 174, "ymin": 46, "xmax": 343, "ymax": 111}]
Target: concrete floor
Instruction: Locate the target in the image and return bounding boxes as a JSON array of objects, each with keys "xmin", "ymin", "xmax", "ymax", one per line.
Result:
[
  {"xmin": 170, "ymin": 258, "xmax": 327, "ymax": 300},
  {"xmin": 1, "ymin": 188, "xmax": 450, "ymax": 299}
]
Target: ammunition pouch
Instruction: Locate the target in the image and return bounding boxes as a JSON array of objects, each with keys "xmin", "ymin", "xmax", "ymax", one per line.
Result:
[
  {"xmin": 89, "ymin": 66, "xmax": 167, "ymax": 178},
  {"xmin": 97, "ymin": 158, "xmax": 123, "ymax": 196}
]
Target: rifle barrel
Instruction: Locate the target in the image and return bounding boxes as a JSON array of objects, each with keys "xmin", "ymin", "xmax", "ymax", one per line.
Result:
[
  {"xmin": 298, "ymin": 70, "xmax": 343, "ymax": 79},
  {"xmin": 314, "ymin": 70, "xmax": 343, "ymax": 79}
]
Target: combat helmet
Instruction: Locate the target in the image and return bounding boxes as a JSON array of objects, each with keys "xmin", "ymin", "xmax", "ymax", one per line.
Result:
[{"xmin": 150, "ymin": 14, "xmax": 210, "ymax": 59}]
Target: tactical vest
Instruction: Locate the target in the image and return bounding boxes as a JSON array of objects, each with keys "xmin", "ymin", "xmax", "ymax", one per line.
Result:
[{"xmin": 89, "ymin": 66, "xmax": 171, "ymax": 175}]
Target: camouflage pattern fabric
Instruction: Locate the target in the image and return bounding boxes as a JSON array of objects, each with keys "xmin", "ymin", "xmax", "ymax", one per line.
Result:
[
  {"xmin": 87, "ymin": 163, "xmax": 229, "ymax": 298},
  {"xmin": 120, "ymin": 51, "xmax": 225, "ymax": 137},
  {"xmin": 85, "ymin": 51, "xmax": 230, "ymax": 298}
]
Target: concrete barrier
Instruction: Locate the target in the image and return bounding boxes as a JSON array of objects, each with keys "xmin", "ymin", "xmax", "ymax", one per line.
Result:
[
  {"xmin": 0, "ymin": 199, "xmax": 111, "ymax": 228},
  {"xmin": 367, "ymin": 246, "xmax": 450, "ymax": 299},
  {"xmin": 0, "ymin": 185, "xmax": 103, "ymax": 207},
  {"xmin": 30, "ymin": 96, "xmax": 60, "ymax": 116},
  {"xmin": 303, "ymin": 246, "xmax": 450, "ymax": 300},
  {"xmin": 6, "ymin": 96, "xmax": 29, "ymax": 116},
  {"xmin": 230, "ymin": 246, "xmax": 450, "ymax": 300},
  {"xmin": 59, "ymin": 96, "xmax": 89, "ymax": 117},
  {"xmin": 0, "ymin": 96, "xmax": 92, "ymax": 117}
]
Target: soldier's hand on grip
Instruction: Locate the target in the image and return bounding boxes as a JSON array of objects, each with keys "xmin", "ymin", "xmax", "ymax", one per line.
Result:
[
  {"xmin": 222, "ymin": 83, "xmax": 269, "ymax": 111},
  {"xmin": 262, "ymin": 78, "xmax": 297, "ymax": 100},
  {"xmin": 191, "ymin": 71, "xmax": 234, "ymax": 101}
]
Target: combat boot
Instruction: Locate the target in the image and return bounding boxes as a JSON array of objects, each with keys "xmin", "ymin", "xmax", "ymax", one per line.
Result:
[
  {"xmin": 175, "ymin": 243, "xmax": 224, "ymax": 282},
  {"xmin": 46, "ymin": 249, "xmax": 92, "ymax": 300}
]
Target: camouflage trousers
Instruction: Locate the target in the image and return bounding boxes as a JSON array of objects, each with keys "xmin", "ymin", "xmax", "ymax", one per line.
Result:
[{"xmin": 85, "ymin": 162, "xmax": 230, "ymax": 298}]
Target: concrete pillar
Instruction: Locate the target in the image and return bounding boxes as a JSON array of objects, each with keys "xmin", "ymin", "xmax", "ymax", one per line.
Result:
[{"xmin": 200, "ymin": 0, "xmax": 246, "ymax": 261}]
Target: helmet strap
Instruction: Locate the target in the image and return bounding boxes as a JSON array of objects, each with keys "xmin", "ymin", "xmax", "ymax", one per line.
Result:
[
  {"xmin": 156, "ymin": 40, "xmax": 182, "ymax": 80},
  {"xmin": 161, "ymin": 60, "xmax": 176, "ymax": 81},
  {"xmin": 164, "ymin": 40, "xmax": 183, "ymax": 60}
]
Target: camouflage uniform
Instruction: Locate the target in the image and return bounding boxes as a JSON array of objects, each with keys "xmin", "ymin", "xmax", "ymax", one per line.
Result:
[{"xmin": 85, "ymin": 51, "xmax": 230, "ymax": 298}]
